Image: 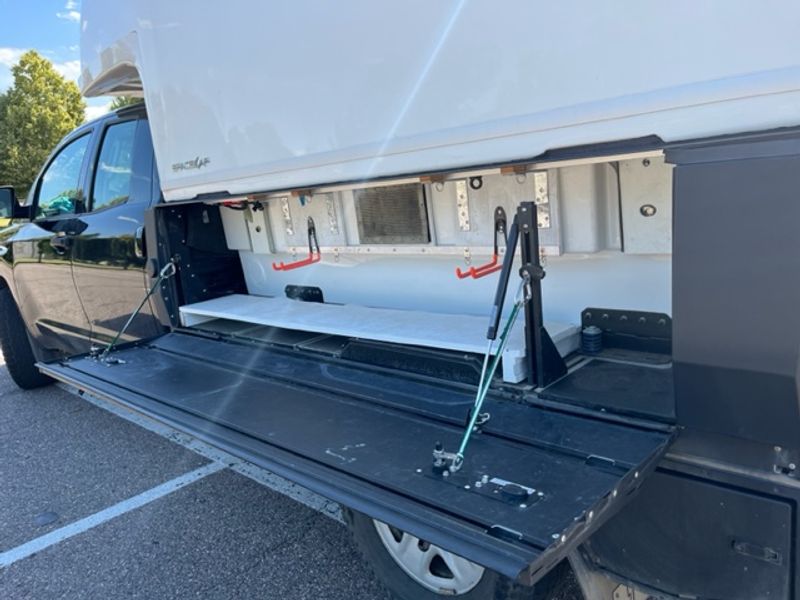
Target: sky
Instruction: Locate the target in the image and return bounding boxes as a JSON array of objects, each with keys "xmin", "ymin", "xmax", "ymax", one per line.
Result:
[{"xmin": 0, "ymin": 0, "xmax": 111, "ymax": 121}]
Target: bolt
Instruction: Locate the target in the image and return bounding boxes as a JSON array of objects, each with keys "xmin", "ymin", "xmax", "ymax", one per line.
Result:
[
  {"xmin": 443, "ymin": 471, "xmax": 449, "ymax": 478},
  {"xmin": 416, "ymin": 468, "xmax": 422, "ymax": 474},
  {"xmin": 520, "ymin": 504, "xmax": 527, "ymax": 509},
  {"xmin": 475, "ymin": 482, "xmax": 482, "ymax": 488},
  {"xmin": 464, "ymin": 485, "xmax": 471, "ymax": 490},
  {"xmin": 551, "ymin": 533, "xmax": 559, "ymax": 540},
  {"xmin": 537, "ymin": 491, "xmax": 544, "ymax": 497},
  {"xmin": 481, "ymin": 474, "xmax": 489, "ymax": 484},
  {"xmin": 790, "ymin": 463, "xmax": 797, "ymax": 470}
]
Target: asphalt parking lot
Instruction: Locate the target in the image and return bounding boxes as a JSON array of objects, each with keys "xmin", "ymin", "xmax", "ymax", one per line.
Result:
[
  {"xmin": 0, "ymin": 351, "xmax": 583, "ymax": 600},
  {"xmin": 0, "ymin": 352, "xmax": 394, "ymax": 600}
]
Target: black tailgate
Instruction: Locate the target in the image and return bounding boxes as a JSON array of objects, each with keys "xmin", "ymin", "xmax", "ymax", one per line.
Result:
[{"xmin": 40, "ymin": 332, "xmax": 672, "ymax": 584}]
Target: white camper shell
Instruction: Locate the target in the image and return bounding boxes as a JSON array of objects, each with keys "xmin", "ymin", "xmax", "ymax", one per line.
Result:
[{"xmin": 77, "ymin": 1, "xmax": 800, "ymax": 379}]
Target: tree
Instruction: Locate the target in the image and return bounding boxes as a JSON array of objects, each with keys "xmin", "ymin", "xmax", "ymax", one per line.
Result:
[
  {"xmin": 0, "ymin": 51, "xmax": 85, "ymax": 195},
  {"xmin": 109, "ymin": 96, "xmax": 144, "ymax": 111}
]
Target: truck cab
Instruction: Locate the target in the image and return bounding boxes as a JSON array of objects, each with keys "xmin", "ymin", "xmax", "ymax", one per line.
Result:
[{"xmin": 0, "ymin": 104, "xmax": 162, "ymax": 369}]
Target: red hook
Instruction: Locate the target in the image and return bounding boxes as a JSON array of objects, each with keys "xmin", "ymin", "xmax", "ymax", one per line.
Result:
[
  {"xmin": 272, "ymin": 217, "xmax": 321, "ymax": 271},
  {"xmin": 455, "ymin": 255, "xmax": 502, "ymax": 279},
  {"xmin": 456, "ymin": 206, "xmax": 507, "ymax": 280}
]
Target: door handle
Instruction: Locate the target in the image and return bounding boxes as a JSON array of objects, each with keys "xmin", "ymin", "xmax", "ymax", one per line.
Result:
[
  {"xmin": 49, "ymin": 233, "xmax": 72, "ymax": 255},
  {"xmin": 135, "ymin": 226, "xmax": 145, "ymax": 258}
]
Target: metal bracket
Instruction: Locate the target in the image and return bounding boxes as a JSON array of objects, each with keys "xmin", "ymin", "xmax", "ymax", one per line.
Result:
[
  {"xmin": 325, "ymin": 194, "xmax": 339, "ymax": 235},
  {"xmin": 279, "ymin": 196, "xmax": 294, "ymax": 236},
  {"xmin": 455, "ymin": 180, "xmax": 471, "ymax": 232},
  {"xmin": 533, "ymin": 171, "xmax": 551, "ymax": 229},
  {"xmin": 773, "ymin": 445, "xmax": 799, "ymax": 478}
]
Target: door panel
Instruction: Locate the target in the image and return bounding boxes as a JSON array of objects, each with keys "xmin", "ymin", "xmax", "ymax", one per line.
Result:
[
  {"xmin": 72, "ymin": 117, "xmax": 162, "ymax": 345},
  {"xmin": 13, "ymin": 132, "xmax": 93, "ymax": 354},
  {"xmin": 41, "ymin": 331, "xmax": 673, "ymax": 584}
]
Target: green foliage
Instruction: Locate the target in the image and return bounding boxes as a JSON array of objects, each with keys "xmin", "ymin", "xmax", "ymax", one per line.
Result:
[
  {"xmin": 109, "ymin": 96, "xmax": 144, "ymax": 111},
  {"xmin": 0, "ymin": 51, "xmax": 86, "ymax": 196}
]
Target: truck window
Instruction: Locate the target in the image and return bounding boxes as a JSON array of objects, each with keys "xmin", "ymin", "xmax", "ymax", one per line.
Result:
[
  {"xmin": 36, "ymin": 134, "xmax": 91, "ymax": 218},
  {"xmin": 91, "ymin": 120, "xmax": 137, "ymax": 211}
]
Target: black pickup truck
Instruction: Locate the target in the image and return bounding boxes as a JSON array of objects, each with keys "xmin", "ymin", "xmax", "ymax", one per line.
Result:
[
  {"xmin": 3, "ymin": 104, "xmax": 800, "ymax": 600},
  {"xmin": 0, "ymin": 104, "xmax": 162, "ymax": 387}
]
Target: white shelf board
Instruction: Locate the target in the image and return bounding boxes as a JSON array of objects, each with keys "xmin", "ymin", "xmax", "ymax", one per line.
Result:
[{"xmin": 179, "ymin": 294, "xmax": 579, "ymax": 382}]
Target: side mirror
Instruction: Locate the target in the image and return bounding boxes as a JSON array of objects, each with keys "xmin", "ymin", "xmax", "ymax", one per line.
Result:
[{"xmin": 0, "ymin": 186, "xmax": 33, "ymax": 221}]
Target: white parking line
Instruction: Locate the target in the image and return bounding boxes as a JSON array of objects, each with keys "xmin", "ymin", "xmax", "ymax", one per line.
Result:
[
  {"xmin": 60, "ymin": 384, "xmax": 343, "ymax": 522},
  {"xmin": 0, "ymin": 462, "xmax": 225, "ymax": 569}
]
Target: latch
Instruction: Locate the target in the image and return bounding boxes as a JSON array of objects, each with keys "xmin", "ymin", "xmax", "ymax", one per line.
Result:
[{"xmin": 772, "ymin": 445, "xmax": 799, "ymax": 478}]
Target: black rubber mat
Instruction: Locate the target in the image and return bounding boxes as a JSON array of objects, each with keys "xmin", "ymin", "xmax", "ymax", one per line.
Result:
[
  {"xmin": 43, "ymin": 332, "xmax": 673, "ymax": 582},
  {"xmin": 540, "ymin": 359, "xmax": 675, "ymax": 422}
]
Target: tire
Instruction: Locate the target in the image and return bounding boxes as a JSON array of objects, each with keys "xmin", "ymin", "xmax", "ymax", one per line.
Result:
[
  {"xmin": 0, "ymin": 287, "xmax": 54, "ymax": 389},
  {"xmin": 344, "ymin": 509, "xmax": 579, "ymax": 600}
]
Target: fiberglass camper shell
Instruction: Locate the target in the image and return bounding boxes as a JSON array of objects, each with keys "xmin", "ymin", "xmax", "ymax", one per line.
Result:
[{"xmin": 39, "ymin": 2, "xmax": 800, "ymax": 598}]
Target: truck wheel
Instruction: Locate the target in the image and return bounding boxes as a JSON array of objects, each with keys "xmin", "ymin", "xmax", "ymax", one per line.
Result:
[
  {"xmin": 344, "ymin": 509, "xmax": 576, "ymax": 600},
  {"xmin": 0, "ymin": 287, "xmax": 54, "ymax": 389}
]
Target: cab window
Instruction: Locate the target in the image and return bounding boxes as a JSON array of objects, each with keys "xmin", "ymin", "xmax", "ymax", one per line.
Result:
[
  {"xmin": 36, "ymin": 134, "xmax": 91, "ymax": 218},
  {"xmin": 91, "ymin": 121, "xmax": 137, "ymax": 211}
]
